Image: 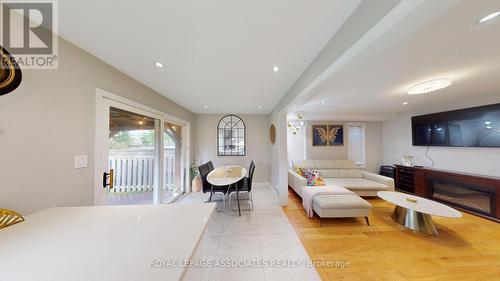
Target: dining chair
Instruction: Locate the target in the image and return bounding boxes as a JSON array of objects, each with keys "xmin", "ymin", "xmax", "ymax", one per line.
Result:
[
  {"xmin": 199, "ymin": 162, "xmax": 227, "ymax": 208},
  {"xmin": 229, "ymin": 160, "xmax": 256, "ymax": 211},
  {"xmin": 207, "ymin": 161, "xmax": 214, "ymax": 172},
  {"xmin": 0, "ymin": 209, "xmax": 25, "ymax": 229}
]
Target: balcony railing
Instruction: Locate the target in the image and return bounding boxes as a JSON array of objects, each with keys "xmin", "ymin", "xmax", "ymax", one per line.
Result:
[{"xmin": 108, "ymin": 148, "xmax": 176, "ymax": 193}]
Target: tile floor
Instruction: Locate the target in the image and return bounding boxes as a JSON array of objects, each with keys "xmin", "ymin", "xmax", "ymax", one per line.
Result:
[
  {"xmin": 179, "ymin": 185, "xmax": 321, "ymax": 281},
  {"xmin": 106, "ymin": 190, "xmax": 179, "ymax": 205}
]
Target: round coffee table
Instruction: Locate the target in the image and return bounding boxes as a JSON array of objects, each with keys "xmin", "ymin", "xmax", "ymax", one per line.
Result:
[{"xmin": 377, "ymin": 191, "xmax": 462, "ymax": 236}]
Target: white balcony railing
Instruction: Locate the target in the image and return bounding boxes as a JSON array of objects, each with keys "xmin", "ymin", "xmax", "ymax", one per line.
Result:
[{"xmin": 108, "ymin": 148, "xmax": 176, "ymax": 193}]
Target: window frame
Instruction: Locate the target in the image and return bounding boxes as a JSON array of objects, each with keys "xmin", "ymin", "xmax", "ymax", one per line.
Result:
[
  {"xmin": 217, "ymin": 114, "xmax": 246, "ymax": 156},
  {"xmin": 347, "ymin": 122, "xmax": 366, "ymax": 168}
]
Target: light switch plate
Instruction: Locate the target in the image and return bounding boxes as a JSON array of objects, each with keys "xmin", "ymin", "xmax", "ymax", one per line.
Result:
[{"xmin": 74, "ymin": 155, "xmax": 88, "ymax": 169}]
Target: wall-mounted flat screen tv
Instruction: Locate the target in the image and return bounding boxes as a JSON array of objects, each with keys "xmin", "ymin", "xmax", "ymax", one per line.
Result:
[{"xmin": 412, "ymin": 103, "xmax": 500, "ymax": 147}]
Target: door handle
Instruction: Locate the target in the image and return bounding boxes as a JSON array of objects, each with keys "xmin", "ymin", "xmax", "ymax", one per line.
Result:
[{"xmin": 103, "ymin": 169, "xmax": 114, "ymax": 189}]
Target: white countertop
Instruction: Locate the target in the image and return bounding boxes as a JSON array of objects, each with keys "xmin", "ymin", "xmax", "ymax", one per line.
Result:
[
  {"xmin": 0, "ymin": 203, "xmax": 216, "ymax": 281},
  {"xmin": 378, "ymin": 191, "xmax": 462, "ymax": 218}
]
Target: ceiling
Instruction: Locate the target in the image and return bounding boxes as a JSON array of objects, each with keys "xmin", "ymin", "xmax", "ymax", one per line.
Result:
[
  {"xmin": 57, "ymin": 0, "xmax": 361, "ymax": 114},
  {"xmin": 290, "ymin": 0, "xmax": 500, "ymax": 120}
]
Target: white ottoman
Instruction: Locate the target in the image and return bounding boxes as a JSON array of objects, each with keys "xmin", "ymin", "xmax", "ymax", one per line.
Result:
[{"xmin": 312, "ymin": 194, "xmax": 372, "ymax": 226}]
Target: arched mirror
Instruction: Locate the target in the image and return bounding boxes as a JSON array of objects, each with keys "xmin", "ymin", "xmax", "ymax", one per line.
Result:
[{"xmin": 217, "ymin": 115, "xmax": 246, "ymax": 156}]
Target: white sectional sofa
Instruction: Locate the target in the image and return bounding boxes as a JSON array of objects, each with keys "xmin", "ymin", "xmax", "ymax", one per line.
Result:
[
  {"xmin": 288, "ymin": 159, "xmax": 394, "ymax": 223},
  {"xmin": 288, "ymin": 159, "xmax": 394, "ymax": 197}
]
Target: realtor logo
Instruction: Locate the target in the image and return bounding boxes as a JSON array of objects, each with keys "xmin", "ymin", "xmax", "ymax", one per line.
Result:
[{"xmin": 0, "ymin": 0, "xmax": 58, "ymax": 69}]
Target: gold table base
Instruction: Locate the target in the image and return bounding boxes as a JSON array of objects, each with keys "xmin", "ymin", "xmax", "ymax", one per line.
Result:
[{"xmin": 391, "ymin": 206, "xmax": 438, "ymax": 236}]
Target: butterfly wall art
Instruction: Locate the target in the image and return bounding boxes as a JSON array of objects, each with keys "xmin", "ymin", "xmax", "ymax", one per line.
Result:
[{"xmin": 312, "ymin": 125, "xmax": 344, "ymax": 146}]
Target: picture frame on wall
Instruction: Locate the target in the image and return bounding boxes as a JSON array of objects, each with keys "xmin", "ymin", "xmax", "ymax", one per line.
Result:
[{"xmin": 312, "ymin": 124, "xmax": 344, "ymax": 146}]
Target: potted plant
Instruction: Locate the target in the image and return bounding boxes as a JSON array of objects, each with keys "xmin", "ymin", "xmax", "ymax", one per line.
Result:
[{"xmin": 190, "ymin": 160, "xmax": 202, "ymax": 192}]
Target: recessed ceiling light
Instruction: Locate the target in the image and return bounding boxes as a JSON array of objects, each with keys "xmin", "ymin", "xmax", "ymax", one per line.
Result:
[
  {"xmin": 408, "ymin": 78, "xmax": 452, "ymax": 95},
  {"xmin": 272, "ymin": 66, "xmax": 280, "ymax": 72},
  {"xmin": 402, "ymin": 102, "xmax": 409, "ymax": 105},
  {"xmin": 203, "ymin": 105, "xmax": 208, "ymax": 109},
  {"xmin": 485, "ymin": 121, "xmax": 492, "ymax": 125},
  {"xmin": 154, "ymin": 62, "xmax": 163, "ymax": 68},
  {"xmin": 257, "ymin": 105, "xmax": 263, "ymax": 109},
  {"xmin": 478, "ymin": 11, "xmax": 500, "ymax": 23},
  {"xmin": 321, "ymin": 101, "xmax": 327, "ymax": 105}
]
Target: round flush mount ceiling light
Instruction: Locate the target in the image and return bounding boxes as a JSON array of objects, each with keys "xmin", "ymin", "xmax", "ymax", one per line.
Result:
[
  {"xmin": 154, "ymin": 62, "xmax": 164, "ymax": 68},
  {"xmin": 203, "ymin": 105, "xmax": 208, "ymax": 109},
  {"xmin": 407, "ymin": 78, "xmax": 452, "ymax": 95},
  {"xmin": 402, "ymin": 102, "xmax": 409, "ymax": 105},
  {"xmin": 478, "ymin": 11, "xmax": 500, "ymax": 24},
  {"xmin": 257, "ymin": 105, "xmax": 263, "ymax": 109},
  {"xmin": 272, "ymin": 65, "xmax": 280, "ymax": 72},
  {"xmin": 321, "ymin": 100, "xmax": 327, "ymax": 105}
]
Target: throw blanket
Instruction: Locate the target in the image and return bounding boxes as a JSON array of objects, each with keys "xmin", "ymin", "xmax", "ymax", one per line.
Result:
[{"xmin": 302, "ymin": 185, "xmax": 355, "ymax": 218}]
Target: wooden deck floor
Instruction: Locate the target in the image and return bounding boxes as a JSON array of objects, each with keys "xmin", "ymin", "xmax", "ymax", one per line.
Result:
[{"xmin": 282, "ymin": 188, "xmax": 500, "ymax": 281}]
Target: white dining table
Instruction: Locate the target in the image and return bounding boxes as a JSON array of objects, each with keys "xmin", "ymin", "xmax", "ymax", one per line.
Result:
[
  {"xmin": 207, "ymin": 165, "xmax": 247, "ymax": 216},
  {"xmin": 0, "ymin": 203, "xmax": 216, "ymax": 281}
]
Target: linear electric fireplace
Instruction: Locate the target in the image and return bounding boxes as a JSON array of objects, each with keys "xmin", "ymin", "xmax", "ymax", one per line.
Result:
[
  {"xmin": 428, "ymin": 177, "xmax": 496, "ymax": 217},
  {"xmin": 395, "ymin": 165, "xmax": 500, "ymax": 222}
]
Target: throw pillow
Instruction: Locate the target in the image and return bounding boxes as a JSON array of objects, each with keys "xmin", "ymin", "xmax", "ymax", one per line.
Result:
[
  {"xmin": 301, "ymin": 168, "xmax": 311, "ymax": 182},
  {"xmin": 303, "ymin": 169, "xmax": 325, "ymax": 186},
  {"xmin": 295, "ymin": 167, "xmax": 304, "ymax": 176},
  {"xmin": 311, "ymin": 177, "xmax": 325, "ymax": 186}
]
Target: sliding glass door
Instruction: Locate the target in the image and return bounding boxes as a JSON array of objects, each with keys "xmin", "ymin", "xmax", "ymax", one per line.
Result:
[
  {"xmin": 106, "ymin": 107, "xmax": 159, "ymax": 205},
  {"xmin": 163, "ymin": 122, "xmax": 186, "ymax": 203},
  {"xmin": 94, "ymin": 90, "xmax": 188, "ymax": 206}
]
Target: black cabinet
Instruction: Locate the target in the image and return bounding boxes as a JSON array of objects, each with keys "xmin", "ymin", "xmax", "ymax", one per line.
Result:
[{"xmin": 395, "ymin": 166, "xmax": 415, "ymax": 193}]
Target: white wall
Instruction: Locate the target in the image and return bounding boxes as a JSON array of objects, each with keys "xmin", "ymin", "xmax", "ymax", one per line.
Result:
[
  {"xmin": 383, "ymin": 94, "xmax": 500, "ymax": 177},
  {"xmin": 287, "ymin": 121, "xmax": 383, "ymax": 173},
  {"xmin": 269, "ymin": 111, "xmax": 288, "ymax": 205},
  {"xmin": 0, "ymin": 37, "xmax": 194, "ymax": 215},
  {"xmin": 286, "ymin": 124, "xmax": 305, "ymax": 168},
  {"xmin": 194, "ymin": 114, "xmax": 271, "ymax": 183}
]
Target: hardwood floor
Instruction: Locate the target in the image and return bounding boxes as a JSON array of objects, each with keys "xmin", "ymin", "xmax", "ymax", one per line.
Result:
[{"xmin": 282, "ymin": 188, "xmax": 500, "ymax": 281}]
